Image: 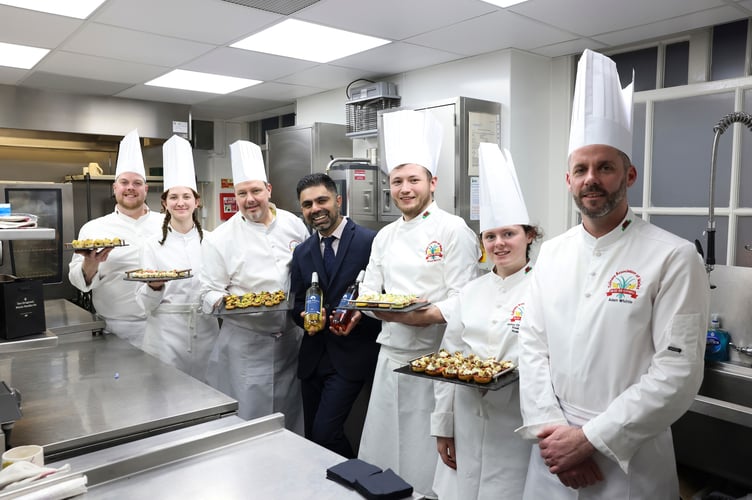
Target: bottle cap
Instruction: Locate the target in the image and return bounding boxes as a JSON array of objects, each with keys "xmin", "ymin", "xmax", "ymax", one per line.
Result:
[{"xmin": 311, "ymin": 271, "xmax": 318, "ymax": 282}]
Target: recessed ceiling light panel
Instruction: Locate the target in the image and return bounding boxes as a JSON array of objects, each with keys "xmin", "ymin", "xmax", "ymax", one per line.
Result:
[
  {"xmin": 145, "ymin": 70, "xmax": 262, "ymax": 94},
  {"xmin": 0, "ymin": 42, "xmax": 49, "ymax": 69},
  {"xmin": 480, "ymin": 0, "xmax": 529, "ymax": 7},
  {"xmin": 231, "ymin": 19, "xmax": 390, "ymax": 63}
]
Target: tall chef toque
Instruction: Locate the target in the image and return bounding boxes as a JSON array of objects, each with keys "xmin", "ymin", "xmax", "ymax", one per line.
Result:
[
  {"xmin": 162, "ymin": 135, "xmax": 197, "ymax": 191},
  {"xmin": 383, "ymin": 109, "xmax": 443, "ymax": 176},
  {"xmin": 568, "ymin": 49, "xmax": 634, "ymax": 159},
  {"xmin": 229, "ymin": 140, "xmax": 267, "ymax": 184},
  {"xmin": 115, "ymin": 129, "xmax": 146, "ymax": 179},
  {"xmin": 478, "ymin": 143, "xmax": 529, "ymax": 232}
]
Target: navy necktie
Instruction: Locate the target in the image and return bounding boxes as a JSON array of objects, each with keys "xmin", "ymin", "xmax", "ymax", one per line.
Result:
[{"xmin": 323, "ymin": 236, "xmax": 336, "ymax": 277}]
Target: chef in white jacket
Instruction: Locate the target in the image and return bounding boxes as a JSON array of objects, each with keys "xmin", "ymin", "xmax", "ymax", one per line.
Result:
[
  {"xmin": 357, "ymin": 110, "xmax": 481, "ymax": 498},
  {"xmin": 432, "ymin": 144, "xmax": 538, "ymax": 500},
  {"xmin": 137, "ymin": 135, "xmax": 219, "ymax": 382},
  {"xmin": 68, "ymin": 129, "xmax": 164, "ymax": 347},
  {"xmin": 516, "ymin": 49, "xmax": 710, "ymax": 499},
  {"xmin": 200, "ymin": 140, "xmax": 308, "ymax": 433}
]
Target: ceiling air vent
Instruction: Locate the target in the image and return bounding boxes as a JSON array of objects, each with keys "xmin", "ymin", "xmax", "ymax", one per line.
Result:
[{"xmin": 220, "ymin": 0, "xmax": 320, "ymax": 15}]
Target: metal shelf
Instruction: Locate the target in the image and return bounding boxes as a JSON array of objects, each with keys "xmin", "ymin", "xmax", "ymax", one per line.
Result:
[{"xmin": 0, "ymin": 228, "xmax": 55, "ymax": 240}]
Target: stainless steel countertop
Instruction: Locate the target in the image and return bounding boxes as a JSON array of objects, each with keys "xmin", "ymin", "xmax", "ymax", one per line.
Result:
[
  {"xmin": 43, "ymin": 299, "xmax": 105, "ymax": 336},
  {"xmin": 0, "ymin": 333, "xmax": 237, "ymax": 461},
  {"xmin": 27, "ymin": 414, "xmax": 423, "ymax": 500}
]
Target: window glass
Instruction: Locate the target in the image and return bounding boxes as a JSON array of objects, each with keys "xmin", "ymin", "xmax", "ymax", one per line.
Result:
[
  {"xmin": 612, "ymin": 47, "xmax": 657, "ymax": 91},
  {"xmin": 664, "ymin": 41, "xmax": 689, "ymax": 88},
  {"xmin": 652, "ymin": 93, "xmax": 734, "ymax": 207},
  {"xmin": 628, "ymin": 102, "xmax": 646, "ymax": 207},
  {"xmin": 737, "ymin": 217, "xmax": 752, "ymax": 267},
  {"xmin": 650, "ymin": 214, "xmax": 727, "ymax": 266},
  {"xmin": 711, "ymin": 19, "xmax": 748, "ymax": 81},
  {"xmin": 736, "ymin": 89, "xmax": 752, "ymax": 208}
]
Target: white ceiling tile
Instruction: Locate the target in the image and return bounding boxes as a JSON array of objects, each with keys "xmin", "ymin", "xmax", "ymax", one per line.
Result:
[
  {"xmin": 509, "ymin": 0, "xmax": 728, "ymax": 37},
  {"xmin": 333, "ymin": 42, "xmax": 462, "ymax": 75},
  {"xmin": 36, "ymin": 51, "xmax": 165, "ymax": 84},
  {"xmin": 407, "ymin": 10, "xmax": 575, "ymax": 56},
  {"xmin": 183, "ymin": 47, "xmax": 317, "ymax": 81},
  {"xmin": 277, "ymin": 64, "xmax": 368, "ymax": 88},
  {"xmin": 233, "ymin": 81, "xmax": 324, "ymax": 100},
  {"xmin": 0, "ymin": 66, "xmax": 28, "ymax": 85},
  {"xmin": 531, "ymin": 38, "xmax": 607, "ymax": 58},
  {"xmin": 20, "ymin": 72, "xmax": 131, "ymax": 95},
  {"xmin": 0, "ymin": 6, "xmax": 82, "ymax": 47},
  {"xmin": 294, "ymin": 0, "xmax": 497, "ymax": 40},
  {"xmin": 92, "ymin": 0, "xmax": 282, "ymax": 45},
  {"xmin": 116, "ymin": 85, "xmax": 217, "ymax": 105},
  {"xmin": 61, "ymin": 23, "xmax": 215, "ymax": 66},
  {"xmin": 593, "ymin": 6, "xmax": 748, "ymax": 46}
]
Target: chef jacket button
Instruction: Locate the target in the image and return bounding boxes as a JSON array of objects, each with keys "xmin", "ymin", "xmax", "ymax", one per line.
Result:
[
  {"xmin": 589, "ymin": 272, "xmax": 596, "ymax": 277},
  {"xmin": 594, "ymin": 251, "xmax": 602, "ymax": 257},
  {"xmin": 585, "ymin": 292, "xmax": 591, "ymax": 298},
  {"xmin": 491, "ymin": 320, "xmax": 498, "ymax": 324}
]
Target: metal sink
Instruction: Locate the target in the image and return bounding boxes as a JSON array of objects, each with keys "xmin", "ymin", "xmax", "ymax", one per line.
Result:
[
  {"xmin": 690, "ymin": 361, "xmax": 752, "ymax": 428},
  {"xmin": 672, "ymin": 361, "xmax": 752, "ymax": 489}
]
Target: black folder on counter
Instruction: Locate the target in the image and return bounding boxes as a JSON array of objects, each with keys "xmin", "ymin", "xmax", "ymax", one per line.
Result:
[{"xmin": 326, "ymin": 459, "xmax": 413, "ymax": 500}]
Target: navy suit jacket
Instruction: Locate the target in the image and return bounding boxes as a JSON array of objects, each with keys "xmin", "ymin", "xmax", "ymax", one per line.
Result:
[{"xmin": 290, "ymin": 218, "xmax": 381, "ymax": 381}]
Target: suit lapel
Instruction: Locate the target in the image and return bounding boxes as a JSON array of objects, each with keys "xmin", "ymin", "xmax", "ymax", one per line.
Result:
[
  {"xmin": 311, "ymin": 233, "xmax": 327, "ymax": 284},
  {"xmin": 329, "ymin": 220, "xmax": 354, "ymax": 282}
]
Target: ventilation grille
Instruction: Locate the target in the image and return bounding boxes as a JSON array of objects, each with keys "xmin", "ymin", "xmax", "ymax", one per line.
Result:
[{"xmin": 220, "ymin": 0, "xmax": 320, "ymax": 15}]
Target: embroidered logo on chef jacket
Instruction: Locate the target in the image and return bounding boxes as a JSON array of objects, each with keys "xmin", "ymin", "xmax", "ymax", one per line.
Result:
[
  {"xmin": 289, "ymin": 239, "xmax": 302, "ymax": 251},
  {"xmin": 606, "ymin": 269, "xmax": 641, "ymax": 303},
  {"xmin": 425, "ymin": 240, "xmax": 444, "ymax": 262},
  {"xmin": 508, "ymin": 303, "xmax": 525, "ymax": 334}
]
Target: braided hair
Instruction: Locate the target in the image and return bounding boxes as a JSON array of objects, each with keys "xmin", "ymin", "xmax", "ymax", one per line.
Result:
[{"xmin": 158, "ymin": 188, "xmax": 204, "ymax": 246}]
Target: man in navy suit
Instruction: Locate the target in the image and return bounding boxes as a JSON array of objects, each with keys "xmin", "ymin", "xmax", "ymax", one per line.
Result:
[{"xmin": 290, "ymin": 173, "xmax": 381, "ymax": 458}]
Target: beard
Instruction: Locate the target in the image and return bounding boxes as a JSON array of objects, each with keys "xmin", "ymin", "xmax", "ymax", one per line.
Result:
[{"xmin": 573, "ymin": 176, "xmax": 628, "ymax": 218}]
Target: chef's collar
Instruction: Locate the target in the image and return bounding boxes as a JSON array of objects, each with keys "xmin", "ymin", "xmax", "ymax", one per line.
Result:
[
  {"xmin": 492, "ymin": 261, "xmax": 532, "ymax": 284},
  {"xmin": 401, "ymin": 201, "xmax": 437, "ymax": 225},
  {"xmin": 115, "ymin": 205, "xmax": 151, "ymax": 218},
  {"xmin": 581, "ymin": 207, "xmax": 635, "ymax": 248}
]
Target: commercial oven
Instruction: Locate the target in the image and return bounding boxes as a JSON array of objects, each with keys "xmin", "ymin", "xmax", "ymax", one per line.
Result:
[{"xmin": 0, "ymin": 181, "xmax": 75, "ymax": 300}]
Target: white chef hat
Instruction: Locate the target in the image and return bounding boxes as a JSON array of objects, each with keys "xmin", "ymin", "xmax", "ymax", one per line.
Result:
[
  {"xmin": 568, "ymin": 49, "xmax": 634, "ymax": 158},
  {"xmin": 162, "ymin": 135, "xmax": 197, "ymax": 192},
  {"xmin": 478, "ymin": 143, "xmax": 529, "ymax": 232},
  {"xmin": 229, "ymin": 140, "xmax": 267, "ymax": 184},
  {"xmin": 383, "ymin": 109, "xmax": 443, "ymax": 176},
  {"xmin": 115, "ymin": 129, "xmax": 146, "ymax": 179}
]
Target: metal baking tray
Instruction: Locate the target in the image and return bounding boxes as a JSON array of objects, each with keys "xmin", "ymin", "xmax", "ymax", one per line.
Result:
[
  {"xmin": 66, "ymin": 241, "xmax": 129, "ymax": 251},
  {"xmin": 342, "ymin": 300, "xmax": 431, "ymax": 313},
  {"xmin": 213, "ymin": 292, "xmax": 293, "ymax": 316},
  {"xmin": 394, "ymin": 353, "xmax": 518, "ymax": 391},
  {"xmin": 123, "ymin": 269, "xmax": 193, "ymax": 283}
]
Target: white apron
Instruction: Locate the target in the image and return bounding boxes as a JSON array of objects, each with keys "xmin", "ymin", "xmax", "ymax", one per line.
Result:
[
  {"xmin": 206, "ymin": 316, "xmax": 304, "ymax": 434},
  {"xmin": 523, "ymin": 401, "xmax": 678, "ymax": 500},
  {"xmin": 358, "ymin": 345, "xmax": 438, "ymax": 497},
  {"xmin": 141, "ymin": 303, "xmax": 219, "ymax": 383}
]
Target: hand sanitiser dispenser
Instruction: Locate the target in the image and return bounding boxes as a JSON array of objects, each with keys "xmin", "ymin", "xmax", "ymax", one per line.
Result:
[{"xmin": 705, "ymin": 313, "xmax": 730, "ymax": 362}]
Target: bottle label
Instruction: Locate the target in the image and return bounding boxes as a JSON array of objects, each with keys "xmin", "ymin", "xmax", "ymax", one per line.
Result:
[
  {"xmin": 305, "ymin": 295, "xmax": 322, "ymax": 314},
  {"xmin": 336, "ymin": 291, "xmax": 355, "ymax": 309}
]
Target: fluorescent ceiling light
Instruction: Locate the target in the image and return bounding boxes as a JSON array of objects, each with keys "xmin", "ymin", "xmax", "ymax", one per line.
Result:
[
  {"xmin": 145, "ymin": 69, "xmax": 262, "ymax": 94},
  {"xmin": 231, "ymin": 19, "xmax": 390, "ymax": 63},
  {"xmin": 481, "ymin": 0, "xmax": 529, "ymax": 7},
  {"xmin": 0, "ymin": 0, "xmax": 106, "ymax": 19},
  {"xmin": 0, "ymin": 42, "xmax": 49, "ymax": 70}
]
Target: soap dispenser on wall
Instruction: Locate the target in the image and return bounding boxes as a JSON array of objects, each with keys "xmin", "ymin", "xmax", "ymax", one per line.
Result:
[{"xmin": 705, "ymin": 313, "xmax": 730, "ymax": 362}]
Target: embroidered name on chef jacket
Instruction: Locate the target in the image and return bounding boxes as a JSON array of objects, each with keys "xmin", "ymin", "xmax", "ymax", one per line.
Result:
[
  {"xmin": 425, "ymin": 240, "xmax": 444, "ymax": 262},
  {"xmin": 605, "ymin": 269, "xmax": 642, "ymax": 303},
  {"xmin": 508, "ymin": 302, "xmax": 525, "ymax": 334}
]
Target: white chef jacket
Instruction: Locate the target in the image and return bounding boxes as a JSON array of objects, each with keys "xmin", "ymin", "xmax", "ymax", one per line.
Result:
[
  {"xmin": 68, "ymin": 207, "xmax": 164, "ymax": 346},
  {"xmin": 431, "ymin": 265, "xmax": 532, "ymax": 500},
  {"xmin": 358, "ymin": 202, "xmax": 481, "ymax": 496},
  {"xmin": 137, "ymin": 226, "xmax": 219, "ymax": 383},
  {"xmin": 199, "ymin": 206, "xmax": 309, "ymax": 433},
  {"xmin": 517, "ymin": 209, "xmax": 709, "ymax": 499}
]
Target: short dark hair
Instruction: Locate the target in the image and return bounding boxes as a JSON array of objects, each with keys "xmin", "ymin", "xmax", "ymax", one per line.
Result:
[{"xmin": 296, "ymin": 173, "xmax": 338, "ymax": 198}]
